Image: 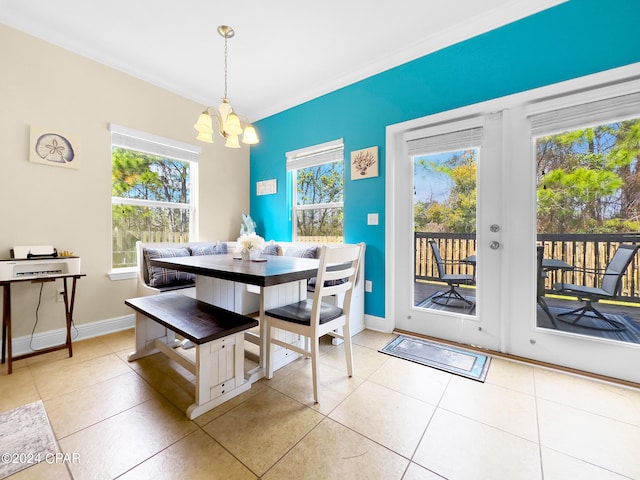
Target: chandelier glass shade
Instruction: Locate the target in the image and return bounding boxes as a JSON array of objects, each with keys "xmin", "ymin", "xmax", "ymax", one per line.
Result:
[{"xmin": 194, "ymin": 25, "xmax": 259, "ymax": 148}]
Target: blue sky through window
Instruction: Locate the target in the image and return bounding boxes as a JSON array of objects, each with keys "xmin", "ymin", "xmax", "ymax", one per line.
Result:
[{"xmin": 413, "ymin": 150, "xmax": 477, "ymax": 205}]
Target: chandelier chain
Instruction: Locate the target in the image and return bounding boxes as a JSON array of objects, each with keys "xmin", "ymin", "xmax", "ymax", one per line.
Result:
[
  {"xmin": 193, "ymin": 25, "xmax": 259, "ymax": 146},
  {"xmin": 223, "ymin": 34, "xmax": 228, "ymax": 100}
]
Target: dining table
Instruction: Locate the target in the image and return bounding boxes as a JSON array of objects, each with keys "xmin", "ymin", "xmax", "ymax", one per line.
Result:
[{"xmin": 145, "ymin": 253, "xmax": 321, "ymax": 382}]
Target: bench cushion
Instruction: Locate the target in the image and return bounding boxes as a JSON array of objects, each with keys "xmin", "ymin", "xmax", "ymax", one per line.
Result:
[
  {"xmin": 261, "ymin": 242, "xmax": 281, "ymax": 256},
  {"xmin": 143, "ymin": 247, "xmax": 195, "ymax": 288},
  {"xmin": 190, "ymin": 242, "xmax": 228, "ymax": 256},
  {"xmin": 284, "ymin": 245, "xmax": 319, "ymax": 259},
  {"xmin": 156, "ymin": 283, "xmax": 196, "ymax": 292},
  {"xmin": 307, "ymin": 276, "xmax": 348, "ymax": 292}
]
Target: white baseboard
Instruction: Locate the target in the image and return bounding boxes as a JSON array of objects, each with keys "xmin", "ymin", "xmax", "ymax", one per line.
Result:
[
  {"xmin": 364, "ymin": 314, "xmax": 392, "ymax": 333},
  {"xmin": 10, "ymin": 313, "xmax": 388, "ymax": 358},
  {"xmin": 9, "ymin": 314, "xmax": 135, "ymax": 358}
]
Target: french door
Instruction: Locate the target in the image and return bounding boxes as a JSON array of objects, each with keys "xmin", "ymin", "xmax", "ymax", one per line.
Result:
[
  {"xmin": 390, "ymin": 114, "xmax": 505, "ymax": 352},
  {"xmin": 386, "ymin": 66, "xmax": 640, "ymax": 383}
]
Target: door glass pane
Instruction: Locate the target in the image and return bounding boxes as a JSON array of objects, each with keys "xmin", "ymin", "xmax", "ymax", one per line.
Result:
[
  {"xmin": 535, "ymin": 118, "xmax": 640, "ymax": 343},
  {"xmin": 413, "ymin": 148, "xmax": 478, "ymax": 315}
]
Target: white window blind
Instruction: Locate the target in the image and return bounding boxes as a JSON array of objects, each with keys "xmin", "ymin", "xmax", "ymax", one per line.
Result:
[
  {"xmin": 407, "ymin": 127, "xmax": 483, "ymax": 157},
  {"xmin": 286, "ymin": 138, "xmax": 344, "ymax": 171},
  {"xmin": 529, "ymin": 91, "xmax": 640, "ymax": 137},
  {"xmin": 110, "ymin": 123, "xmax": 201, "ymax": 162}
]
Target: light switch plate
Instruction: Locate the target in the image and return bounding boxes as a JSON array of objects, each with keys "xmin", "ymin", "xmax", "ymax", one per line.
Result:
[{"xmin": 367, "ymin": 213, "xmax": 379, "ymax": 225}]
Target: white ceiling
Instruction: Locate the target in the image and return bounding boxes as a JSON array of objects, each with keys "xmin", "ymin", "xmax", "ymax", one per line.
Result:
[{"xmin": 1, "ymin": 0, "xmax": 565, "ymax": 121}]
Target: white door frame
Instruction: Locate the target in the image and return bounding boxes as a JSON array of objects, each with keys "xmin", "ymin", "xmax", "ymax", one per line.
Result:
[{"xmin": 385, "ymin": 62, "xmax": 640, "ymax": 383}]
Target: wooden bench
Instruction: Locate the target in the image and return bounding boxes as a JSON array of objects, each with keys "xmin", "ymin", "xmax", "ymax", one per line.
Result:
[{"xmin": 125, "ymin": 293, "xmax": 258, "ymax": 419}]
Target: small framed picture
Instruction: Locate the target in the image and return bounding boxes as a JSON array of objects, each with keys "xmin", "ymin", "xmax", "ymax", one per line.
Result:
[
  {"xmin": 29, "ymin": 126, "xmax": 79, "ymax": 169},
  {"xmin": 256, "ymin": 179, "xmax": 277, "ymax": 196},
  {"xmin": 351, "ymin": 146, "xmax": 378, "ymax": 180}
]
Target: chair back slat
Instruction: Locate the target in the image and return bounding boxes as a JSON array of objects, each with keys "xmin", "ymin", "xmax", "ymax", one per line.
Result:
[
  {"xmin": 428, "ymin": 240, "xmax": 446, "ymax": 278},
  {"xmin": 602, "ymin": 243, "xmax": 639, "ymax": 295},
  {"xmin": 322, "ymin": 280, "xmax": 353, "ymax": 297},
  {"xmin": 323, "ymin": 265, "xmax": 355, "ymax": 282}
]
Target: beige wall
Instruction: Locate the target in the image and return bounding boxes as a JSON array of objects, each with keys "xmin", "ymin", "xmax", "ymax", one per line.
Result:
[{"xmin": 0, "ymin": 25, "xmax": 250, "ymax": 337}]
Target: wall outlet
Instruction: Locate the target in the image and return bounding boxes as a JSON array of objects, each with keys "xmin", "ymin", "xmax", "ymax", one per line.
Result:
[
  {"xmin": 365, "ymin": 280, "xmax": 373, "ymax": 292},
  {"xmin": 56, "ymin": 288, "xmax": 65, "ymax": 303}
]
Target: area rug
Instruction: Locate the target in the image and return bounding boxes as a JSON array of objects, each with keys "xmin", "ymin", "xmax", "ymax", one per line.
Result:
[
  {"xmin": 380, "ymin": 335, "xmax": 491, "ymax": 382},
  {"xmin": 538, "ymin": 306, "xmax": 640, "ymax": 344},
  {"xmin": 416, "ymin": 291, "xmax": 476, "ymax": 311},
  {"xmin": 0, "ymin": 400, "xmax": 59, "ymax": 479}
]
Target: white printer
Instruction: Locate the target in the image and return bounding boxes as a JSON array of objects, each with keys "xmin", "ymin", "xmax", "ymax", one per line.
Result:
[{"xmin": 0, "ymin": 245, "xmax": 81, "ymax": 281}]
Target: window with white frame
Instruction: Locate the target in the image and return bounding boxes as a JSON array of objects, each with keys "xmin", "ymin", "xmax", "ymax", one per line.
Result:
[
  {"xmin": 110, "ymin": 124, "xmax": 200, "ymax": 269},
  {"xmin": 287, "ymin": 139, "xmax": 344, "ymax": 243}
]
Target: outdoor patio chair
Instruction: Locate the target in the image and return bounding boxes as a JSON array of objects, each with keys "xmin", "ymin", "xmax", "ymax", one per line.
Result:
[
  {"xmin": 428, "ymin": 240, "xmax": 475, "ymax": 307},
  {"xmin": 552, "ymin": 243, "xmax": 639, "ymax": 331},
  {"xmin": 537, "ymin": 246, "xmax": 558, "ymax": 328}
]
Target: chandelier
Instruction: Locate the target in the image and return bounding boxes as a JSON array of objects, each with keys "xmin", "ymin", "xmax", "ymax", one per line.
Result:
[{"xmin": 194, "ymin": 25, "xmax": 259, "ymax": 148}]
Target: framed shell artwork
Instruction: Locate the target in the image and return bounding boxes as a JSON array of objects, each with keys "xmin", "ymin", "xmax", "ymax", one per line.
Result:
[{"xmin": 29, "ymin": 127, "xmax": 79, "ymax": 169}]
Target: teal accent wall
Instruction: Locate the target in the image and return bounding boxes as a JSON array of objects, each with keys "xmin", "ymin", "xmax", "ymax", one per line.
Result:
[{"xmin": 250, "ymin": 0, "xmax": 640, "ymax": 319}]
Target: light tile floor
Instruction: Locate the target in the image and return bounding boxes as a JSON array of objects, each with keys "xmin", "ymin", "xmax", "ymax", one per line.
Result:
[{"xmin": 2, "ymin": 328, "xmax": 640, "ymax": 479}]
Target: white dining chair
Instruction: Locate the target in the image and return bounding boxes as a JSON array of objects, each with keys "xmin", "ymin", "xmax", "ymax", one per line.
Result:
[{"xmin": 264, "ymin": 243, "xmax": 363, "ymax": 403}]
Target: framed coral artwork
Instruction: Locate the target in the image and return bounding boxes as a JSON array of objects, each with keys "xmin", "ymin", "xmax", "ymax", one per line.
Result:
[
  {"xmin": 350, "ymin": 146, "xmax": 378, "ymax": 180},
  {"xmin": 29, "ymin": 126, "xmax": 79, "ymax": 169}
]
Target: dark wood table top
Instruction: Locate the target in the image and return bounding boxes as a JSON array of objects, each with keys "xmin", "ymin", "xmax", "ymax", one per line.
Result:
[{"xmin": 150, "ymin": 254, "xmax": 319, "ymax": 287}]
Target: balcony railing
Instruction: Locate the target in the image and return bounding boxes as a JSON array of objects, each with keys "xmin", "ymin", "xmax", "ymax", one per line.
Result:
[{"xmin": 415, "ymin": 232, "xmax": 640, "ymax": 302}]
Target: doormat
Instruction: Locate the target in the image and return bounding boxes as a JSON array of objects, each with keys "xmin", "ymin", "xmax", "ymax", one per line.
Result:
[
  {"xmin": 380, "ymin": 335, "xmax": 491, "ymax": 382},
  {"xmin": 0, "ymin": 400, "xmax": 59, "ymax": 479}
]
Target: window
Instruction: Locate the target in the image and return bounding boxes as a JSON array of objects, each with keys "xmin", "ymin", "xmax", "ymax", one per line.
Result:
[
  {"xmin": 110, "ymin": 124, "xmax": 200, "ymax": 269},
  {"xmin": 530, "ymin": 91, "xmax": 640, "ymax": 235},
  {"xmin": 409, "ymin": 127, "xmax": 482, "ymax": 233},
  {"xmin": 535, "ymin": 117, "xmax": 640, "ymax": 235},
  {"xmin": 287, "ymin": 139, "xmax": 344, "ymax": 243},
  {"xmin": 408, "ymin": 126, "xmax": 482, "ymax": 311}
]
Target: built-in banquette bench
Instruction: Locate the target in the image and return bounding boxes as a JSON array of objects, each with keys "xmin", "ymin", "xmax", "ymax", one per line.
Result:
[
  {"xmin": 125, "ymin": 292, "xmax": 257, "ymax": 419},
  {"xmin": 135, "ymin": 240, "xmax": 366, "ymax": 338},
  {"xmin": 128, "ymin": 239, "xmax": 365, "ymax": 417}
]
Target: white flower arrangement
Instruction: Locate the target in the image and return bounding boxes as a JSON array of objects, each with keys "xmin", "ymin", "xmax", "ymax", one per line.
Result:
[{"xmin": 235, "ymin": 233, "xmax": 265, "ymax": 253}]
